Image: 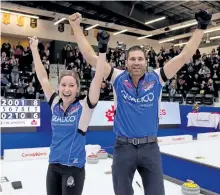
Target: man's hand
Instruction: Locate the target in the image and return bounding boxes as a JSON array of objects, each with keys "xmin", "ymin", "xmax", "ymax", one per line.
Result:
[
  {"xmin": 96, "ymin": 30, "xmax": 110, "ymax": 53},
  {"xmin": 69, "ymin": 12, "xmax": 82, "ymax": 28},
  {"xmin": 195, "ymin": 9, "xmax": 212, "ymax": 30}
]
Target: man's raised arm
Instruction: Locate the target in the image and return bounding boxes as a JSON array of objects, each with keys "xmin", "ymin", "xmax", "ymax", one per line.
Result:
[
  {"xmin": 69, "ymin": 13, "xmax": 112, "ymax": 79},
  {"xmin": 159, "ymin": 10, "xmax": 212, "ymax": 82}
]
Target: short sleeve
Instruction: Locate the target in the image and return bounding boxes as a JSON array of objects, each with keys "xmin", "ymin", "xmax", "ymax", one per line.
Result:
[
  {"xmin": 86, "ymin": 92, "xmax": 98, "ymax": 109},
  {"xmin": 106, "ymin": 67, "xmax": 124, "ymax": 85},
  {"xmin": 48, "ymin": 92, "xmax": 60, "ymax": 112},
  {"xmin": 154, "ymin": 68, "xmax": 166, "ymax": 86},
  {"xmin": 78, "ymin": 96, "xmax": 96, "ymax": 132}
]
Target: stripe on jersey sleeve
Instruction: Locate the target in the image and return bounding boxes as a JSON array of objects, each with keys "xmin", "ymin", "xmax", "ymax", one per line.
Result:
[{"xmin": 48, "ymin": 92, "xmax": 60, "ymax": 111}]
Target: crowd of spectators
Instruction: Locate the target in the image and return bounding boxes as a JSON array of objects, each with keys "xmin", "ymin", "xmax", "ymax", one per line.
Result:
[
  {"xmin": 1, "ymin": 40, "xmax": 50, "ymax": 99},
  {"xmin": 1, "ymin": 39, "xmax": 220, "ymax": 105}
]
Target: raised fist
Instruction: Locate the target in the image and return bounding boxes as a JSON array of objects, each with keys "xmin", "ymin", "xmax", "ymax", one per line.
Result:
[
  {"xmin": 195, "ymin": 9, "xmax": 212, "ymax": 30},
  {"xmin": 96, "ymin": 30, "xmax": 110, "ymax": 53},
  {"xmin": 69, "ymin": 12, "xmax": 82, "ymax": 28},
  {"xmin": 28, "ymin": 36, "xmax": 38, "ymax": 50}
]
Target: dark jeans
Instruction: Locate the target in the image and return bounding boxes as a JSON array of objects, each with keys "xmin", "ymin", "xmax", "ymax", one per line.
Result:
[
  {"xmin": 112, "ymin": 139, "xmax": 165, "ymax": 195},
  {"xmin": 46, "ymin": 163, "xmax": 85, "ymax": 195}
]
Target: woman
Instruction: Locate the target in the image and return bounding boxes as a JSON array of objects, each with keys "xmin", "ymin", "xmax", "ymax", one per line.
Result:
[
  {"xmin": 168, "ymin": 79, "xmax": 178, "ymax": 97},
  {"xmin": 28, "ymin": 31, "xmax": 109, "ymax": 195},
  {"xmin": 10, "ymin": 55, "xmax": 19, "ymax": 84}
]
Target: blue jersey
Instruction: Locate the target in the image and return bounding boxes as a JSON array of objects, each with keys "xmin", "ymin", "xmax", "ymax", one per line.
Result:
[
  {"xmin": 48, "ymin": 93, "xmax": 96, "ymax": 168},
  {"xmin": 110, "ymin": 68, "xmax": 164, "ymax": 138}
]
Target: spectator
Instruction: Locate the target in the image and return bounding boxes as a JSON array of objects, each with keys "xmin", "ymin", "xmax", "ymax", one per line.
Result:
[
  {"xmin": 212, "ymin": 64, "xmax": 219, "ymax": 80},
  {"xmin": 67, "ymin": 62, "xmax": 74, "ymax": 70},
  {"xmin": 16, "ymin": 81, "xmax": 25, "ymax": 98},
  {"xmin": 1, "ymin": 52, "xmax": 11, "ymax": 79},
  {"xmin": 43, "ymin": 42, "xmax": 50, "ymax": 58},
  {"xmin": 74, "ymin": 58, "xmax": 81, "ymax": 70},
  {"xmin": 106, "ymin": 48, "xmax": 112, "ymax": 62},
  {"xmin": 18, "ymin": 47, "xmax": 33, "ymax": 72},
  {"xmin": 100, "ymin": 81, "xmax": 109, "ymax": 100},
  {"xmin": 148, "ymin": 47, "xmax": 157, "ymax": 68},
  {"xmin": 193, "ymin": 49, "xmax": 201, "ymax": 62},
  {"xmin": 1, "ymin": 74, "xmax": 10, "ymax": 97},
  {"xmin": 200, "ymin": 80, "xmax": 207, "ymax": 95},
  {"xmin": 206, "ymin": 78, "xmax": 215, "ymax": 95},
  {"xmin": 42, "ymin": 56, "xmax": 50, "ymax": 77},
  {"xmin": 168, "ymin": 79, "xmax": 178, "ymax": 97},
  {"xmin": 26, "ymin": 82, "xmax": 35, "ymax": 99},
  {"xmin": 64, "ymin": 45, "xmax": 73, "ymax": 59},
  {"xmin": 109, "ymin": 59, "xmax": 116, "ymax": 68},
  {"xmin": 1, "ymin": 40, "xmax": 11, "ymax": 57},
  {"xmin": 90, "ymin": 66, "xmax": 96, "ymax": 79},
  {"xmin": 10, "ymin": 55, "xmax": 19, "ymax": 84},
  {"xmin": 65, "ymin": 51, "xmax": 75, "ymax": 68},
  {"xmin": 187, "ymin": 61, "xmax": 195, "ymax": 75},
  {"xmin": 198, "ymin": 63, "xmax": 211, "ymax": 78},
  {"xmin": 83, "ymin": 63, "xmax": 91, "ymax": 80},
  {"xmin": 14, "ymin": 41, "xmax": 24, "ymax": 58},
  {"xmin": 217, "ymin": 45, "xmax": 220, "ymax": 56},
  {"xmin": 1, "ymin": 74, "xmax": 10, "ymax": 87},
  {"xmin": 36, "ymin": 86, "xmax": 44, "ymax": 100},
  {"xmin": 177, "ymin": 76, "xmax": 187, "ymax": 98},
  {"xmin": 211, "ymin": 48, "xmax": 216, "ymax": 55},
  {"xmin": 38, "ymin": 41, "xmax": 45, "ymax": 58},
  {"xmin": 192, "ymin": 74, "xmax": 201, "ymax": 88},
  {"xmin": 169, "ymin": 46, "xmax": 175, "ymax": 58}
]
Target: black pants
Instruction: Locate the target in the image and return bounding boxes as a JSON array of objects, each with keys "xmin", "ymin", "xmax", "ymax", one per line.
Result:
[
  {"xmin": 112, "ymin": 140, "xmax": 165, "ymax": 195},
  {"xmin": 46, "ymin": 163, "xmax": 85, "ymax": 195}
]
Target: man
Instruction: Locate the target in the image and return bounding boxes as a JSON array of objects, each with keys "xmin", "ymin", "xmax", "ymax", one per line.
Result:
[{"xmin": 69, "ymin": 10, "xmax": 212, "ymax": 195}]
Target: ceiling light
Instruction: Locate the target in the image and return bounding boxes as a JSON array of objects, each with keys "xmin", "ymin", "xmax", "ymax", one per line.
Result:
[
  {"xmin": 85, "ymin": 24, "xmax": 99, "ymax": 30},
  {"xmin": 137, "ymin": 34, "xmax": 153, "ymax": 40},
  {"xmin": 54, "ymin": 18, "xmax": 66, "ymax": 25},
  {"xmin": 113, "ymin": 29, "xmax": 128, "ymax": 35},
  {"xmin": 159, "ymin": 38, "xmax": 175, "ymax": 43},
  {"xmin": 0, "ymin": 9, "xmax": 39, "ymax": 19},
  {"xmin": 170, "ymin": 22, "xmax": 197, "ymax": 31},
  {"xmin": 145, "ymin": 17, "xmax": 166, "ymax": 25},
  {"xmin": 205, "ymin": 28, "xmax": 220, "ymax": 34},
  {"xmin": 210, "ymin": 35, "xmax": 220, "ymax": 40},
  {"xmin": 174, "ymin": 42, "xmax": 188, "ymax": 46}
]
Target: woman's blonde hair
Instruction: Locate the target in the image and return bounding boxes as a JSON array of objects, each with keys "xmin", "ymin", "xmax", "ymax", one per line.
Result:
[{"xmin": 58, "ymin": 70, "xmax": 80, "ymax": 92}]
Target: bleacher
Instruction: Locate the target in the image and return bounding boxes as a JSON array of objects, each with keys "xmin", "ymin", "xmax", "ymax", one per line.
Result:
[{"xmin": 1, "ymin": 40, "xmax": 220, "ymax": 105}]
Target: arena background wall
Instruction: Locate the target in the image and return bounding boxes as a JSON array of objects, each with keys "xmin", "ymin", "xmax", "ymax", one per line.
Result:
[
  {"xmin": 1, "ymin": 15, "xmax": 219, "ymax": 56},
  {"xmin": 1, "ymin": 14, "xmax": 171, "ymax": 53},
  {"xmin": 1, "ymin": 103, "xmax": 220, "ymax": 156}
]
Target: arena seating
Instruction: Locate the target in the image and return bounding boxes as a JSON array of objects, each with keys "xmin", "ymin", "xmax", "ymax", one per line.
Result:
[{"xmin": 1, "ymin": 41, "xmax": 220, "ymax": 105}]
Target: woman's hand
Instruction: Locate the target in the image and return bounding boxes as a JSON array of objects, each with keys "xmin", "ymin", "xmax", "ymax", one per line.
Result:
[{"xmin": 28, "ymin": 36, "xmax": 38, "ymax": 50}]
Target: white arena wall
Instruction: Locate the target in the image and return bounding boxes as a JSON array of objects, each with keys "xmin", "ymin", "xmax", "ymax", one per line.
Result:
[{"xmin": 199, "ymin": 45, "xmax": 219, "ymax": 54}]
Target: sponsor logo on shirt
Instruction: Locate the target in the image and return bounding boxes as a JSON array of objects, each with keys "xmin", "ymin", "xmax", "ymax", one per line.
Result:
[
  {"xmin": 55, "ymin": 105, "xmax": 80, "ymax": 115},
  {"xmin": 52, "ymin": 115, "xmax": 76, "ymax": 123},
  {"xmin": 142, "ymin": 81, "xmax": 155, "ymax": 92},
  {"xmin": 121, "ymin": 90, "xmax": 154, "ymax": 103},
  {"xmin": 68, "ymin": 105, "xmax": 80, "ymax": 115},
  {"xmin": 123, "ymin": 80, "xmax": 133, "ymax": 89},
  {"xmin": 73, "ymin": 158, "xmax": 78, "ymax": 164}
]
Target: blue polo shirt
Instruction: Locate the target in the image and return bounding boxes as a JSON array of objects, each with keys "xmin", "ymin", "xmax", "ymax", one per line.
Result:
[
  {"xmin": 48, "ymin": 93, "xmax": 96, "ymax": 168},
  {"xmin": 109, "ymin": 68, "xmax": 164, "ymax": 138}
]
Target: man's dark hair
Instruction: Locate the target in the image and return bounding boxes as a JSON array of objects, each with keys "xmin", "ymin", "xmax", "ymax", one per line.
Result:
[{"xmin": 126, "ymin": 45, "xmax": 146, "ymax": 60}]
